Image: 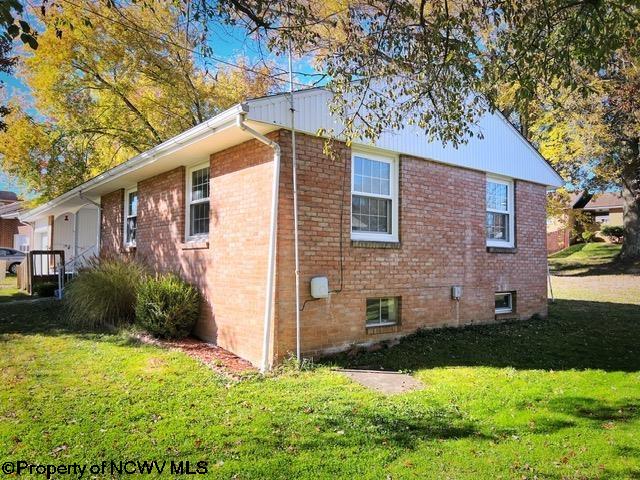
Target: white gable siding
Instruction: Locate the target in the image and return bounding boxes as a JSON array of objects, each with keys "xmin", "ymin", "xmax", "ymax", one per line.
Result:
[{"xmin": 246, "ymin": 89, "xmax": 562, "ymax": 187}]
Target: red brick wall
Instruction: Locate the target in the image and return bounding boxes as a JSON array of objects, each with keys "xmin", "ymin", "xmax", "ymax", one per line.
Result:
[
  {"xmin": 137, "ymin": 167, "xmax": 188, "ymax": 274},
  {"xmin": 0, "ymin": 218, "xmax": 19, "ymax": 248},
  {"xmin": 99, "ymin": 129, "xmax": 549, "ymax": 366},
  {"xmin": 547, "ymin": 228, "xmax": 570, "ymax": 254},
  {"xmin": 207, "ymin": 138, "xmax": 274, "ymax": 364},
  {"xmin": 274, "ymin": 132, "xmax": 549, "ymax": 360},
  {"xmin": 100, "ymin": 189, "xmax": 124, "ymax": 257},
  {"xmin": 99, "ymin": 137, "xmax": 275, "ymax": 366}
]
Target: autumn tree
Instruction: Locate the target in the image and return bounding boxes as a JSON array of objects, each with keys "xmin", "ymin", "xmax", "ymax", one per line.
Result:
[
  {"xmin": 0, "ymin": 0, "xmax": 274, "ymax": 200},
  {"xmin": 1, "ymin": 0, "xmax": 37, "ymax": 131},
  {"xmin": 0, "ymin": 35, "xmax": 16, "ymax": 131},
  {"xmin": 207, "ymin": 0, "xmax": 639, "ymax": 260},
  {"xmin": 528, "ymin": 53, "xmax": 640, "ymax": 260}
]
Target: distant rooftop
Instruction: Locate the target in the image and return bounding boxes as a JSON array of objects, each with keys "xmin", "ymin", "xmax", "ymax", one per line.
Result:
[
  {"xmin": 585, "ymin": 192, "xmax": 623, "ymax": 209},
  {"xmin": 0, "ymin": 198, "xmax": 23, "ymax": 219},
  {"xmin": 570, "ymin": 190, "xmax": 623, "ymax": 210},
  {"xmin": 0, "ymin": 191, "xmax": 19, "ymax": 202}
]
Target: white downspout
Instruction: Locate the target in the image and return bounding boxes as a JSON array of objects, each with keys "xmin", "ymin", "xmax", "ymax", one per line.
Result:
[{"xmin": 237, "ymin": 113, "xmax": 281, "ymax": 373}]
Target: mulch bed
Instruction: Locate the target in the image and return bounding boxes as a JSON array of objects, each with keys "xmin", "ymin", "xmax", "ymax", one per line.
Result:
[{"xmin": 136, "ymin": 334, "xmax": 256, "ymax": 379}]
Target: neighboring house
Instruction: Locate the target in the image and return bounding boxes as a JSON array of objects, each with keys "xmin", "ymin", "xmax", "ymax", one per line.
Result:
[
  {"xmin": 21, "ymin": 88, "xmax": 563, "ymax": 369},
  {"xmin": 574, "ymin": 191, "xmax": 624, "ymax": 226},
  {"xmin": 0, "ymin": 191, "xmax": 26, "ymax": 250},
  {"xmin": 546, "ymin": 190, "xmax": 623, "ymax": 253}
]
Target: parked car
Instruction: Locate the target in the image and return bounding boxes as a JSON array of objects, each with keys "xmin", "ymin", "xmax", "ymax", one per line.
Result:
[{"xmin": 0, "ymin": 248, "xmax": 26, "ymax": 274}]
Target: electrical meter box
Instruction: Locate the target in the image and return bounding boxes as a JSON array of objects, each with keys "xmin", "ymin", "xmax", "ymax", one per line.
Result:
[
  {"xmin": 451, "ymin": 285, "xmax": 463, "ymax": 300},
  {"xmin": 310, "ymin": 276, "xmax": 329, "ymax": 299}
]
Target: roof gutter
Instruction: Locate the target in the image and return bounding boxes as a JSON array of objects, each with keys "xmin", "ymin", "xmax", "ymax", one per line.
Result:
[
  {"xmin": 20, "ymin": 104, "xmax": 248, "ymax": 222},
  {"xmin": 236, "ymin": 112, "xmax": 281, "ymax": 373}
]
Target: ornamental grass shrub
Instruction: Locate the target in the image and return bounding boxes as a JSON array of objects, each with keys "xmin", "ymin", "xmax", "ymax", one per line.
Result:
[
  {"xmin": 64, "ymin": 257, "xmax": 146, "ymax": 328},
  {"xmin": 135, "ymin": 274, "xmax": 200, "ymax": 339}
]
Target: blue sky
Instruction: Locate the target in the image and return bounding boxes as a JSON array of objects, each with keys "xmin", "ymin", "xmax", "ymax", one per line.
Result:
[
  {"xmin": 0, "ymin": 18, "xmax": 319, "ymax": 196},
  {"xmin": 0, "ymin": 172, "xmax": 17, "ymax": 192}
]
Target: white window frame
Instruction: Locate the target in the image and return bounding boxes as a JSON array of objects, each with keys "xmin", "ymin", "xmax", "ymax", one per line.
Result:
[
  {"xmin": 486, "ymin": 175, "xmax": 515, "ymax": 248},
  {"xmin": 365, "ymin": 297, "xmax": 400, "ymax": 327},
  {"xmin": 495, "ymin": 292, "xmax": 513, "ymax": 314},
  {"xmin": 185, "ymin": 162, "xmax": 211, "ymax": 242},
  {"xmin": 123, "ymin": 187, "xmax": 138, "ymax": 247},
  {"xmin": 351, "ymin": 150, "xmax": 399, "ymax": 243}
]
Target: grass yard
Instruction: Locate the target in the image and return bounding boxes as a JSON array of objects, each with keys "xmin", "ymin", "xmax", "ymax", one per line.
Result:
[
  {"xmin": 1, "ymin": 257, "xmax": 639, "ymax": 478},
  {"xmin": 0, "ymin": 274, "xmax": 28, "ymax": 303},
  {"xmin": 548, "ymin": 242, "xmax": 625, "ymax": 276}
]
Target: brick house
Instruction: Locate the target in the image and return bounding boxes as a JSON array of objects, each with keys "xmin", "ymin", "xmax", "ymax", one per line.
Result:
[
  {"xmin": 0, "ymin": 191, "xmax": 23, "ymax": 249},
  {"xmin": 547, "ymin": 190, "xmax": 624, "ymax": 253},
  {"xmin": 21, "ymin": 89, "xmax": 563, "ymax": 369}
]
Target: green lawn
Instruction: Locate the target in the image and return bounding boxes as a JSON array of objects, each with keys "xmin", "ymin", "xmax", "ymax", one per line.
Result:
[
  {"xmin": 1, "ymin": 270, "xmax": 639, "ymax": 478},
  {"xmin": 0, "ymin": 274, "xmax": 29, "ymax": 303},
  {"xmin": 548, "ymin": 242, "xmax": 623, "ymax": 275}
]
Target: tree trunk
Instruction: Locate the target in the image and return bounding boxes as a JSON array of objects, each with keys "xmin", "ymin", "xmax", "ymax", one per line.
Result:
[{"xmin": 620, "ymin": 138, "xmax": 640, "ymax": 262}]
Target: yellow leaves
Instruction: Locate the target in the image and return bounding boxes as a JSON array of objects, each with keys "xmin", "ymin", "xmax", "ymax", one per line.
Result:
[
  {"xmin": 529, "ymin": 79, "xmax": 614, "ymax": 174},
  {"xmin": 7, "ymin": 0, "xmax": 275, "ymax": 201},
  {"xmin": 0, "ymin": 105, "xmax": 54, "ymax": 194}
]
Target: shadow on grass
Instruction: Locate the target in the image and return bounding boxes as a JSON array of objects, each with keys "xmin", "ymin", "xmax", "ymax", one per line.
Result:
[
  {"xmin": 3, "ymin": 295, "xmax": 640, "ymax": 373},
  {"xmin": 251, "ymin": 395, "xmax": 515, "ymax": 455},
  {"xmin": 549, "ymin": 396, "xmax": 640, "ymax": 423},
  {"xmin": 0, "ymin": 274, "xmax": 30, "ymax": 303},
  {"xmin": 550, "ymin": 259, "xmax": 640, "ymax": 277},
  {"xmin": 548, "ymin": 243, "xmax": 639, "ymax": 277},
  {"xmin": 331, "ymin": 299, "xmax": 640, "ymax": 373},
  {"xmin": 0, "ymin": 300, "xmax": 141, "ymax": 347},
  {"xmin": 306, "ymin": 403, "xmax": 492, "ymax": 450}
]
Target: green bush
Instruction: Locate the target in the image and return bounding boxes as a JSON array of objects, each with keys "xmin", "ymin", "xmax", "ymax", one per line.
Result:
[
  {"xmin": 601, "ymin": 225, "xmax": 624, "ymax": 243},
  {"xmin": 63, "ymin": 257, "xmax": 146, "ymax": 328},
  {"xmin": 581, "ymin": 231, "xmax": 597, "ymax": 243},
  {"xmin": 33, "ymin": 281, "xmax": 58, "ymax": 297},
  {"xmin": 135, "ymin": 274, "xmax": 200, "ymax": 339}
]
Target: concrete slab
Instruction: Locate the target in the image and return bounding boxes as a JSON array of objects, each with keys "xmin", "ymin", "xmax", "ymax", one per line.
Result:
[{"xmin": 337, "ymin": 368, "xmax": 424, "ymax": 394}]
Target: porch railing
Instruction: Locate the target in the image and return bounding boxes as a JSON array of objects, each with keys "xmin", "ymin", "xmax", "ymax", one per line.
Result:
[
  {"xmin": 64, "ymin": 244, "xmax": 97, "ymax": 278},
  {"xmin": 18, "ymin": 247, "xmax": 97, "ymax": 297},
  {"xmin": 21, "ymin": 250, "xmax": 65, "ymax": 296}
]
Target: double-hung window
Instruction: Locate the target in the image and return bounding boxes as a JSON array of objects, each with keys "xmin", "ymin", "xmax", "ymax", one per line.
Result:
[
  {"xmin": 486, "ymin": 176, "xmax": 515, "ymax": 247},
  {"xmin": 186, "ymin": 163, "xmax": 210, "ymax": 240},
  {"xmin": 351, "ymin": 151, "xmax": 399, "ymax": 242},
  {"xmin": 124, "ymin": 187, "xmax": 138, "ymax": 247}
]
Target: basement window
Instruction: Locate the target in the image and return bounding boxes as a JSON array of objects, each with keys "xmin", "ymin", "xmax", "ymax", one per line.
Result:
[
  {"xmin": 186, "ymin": 163, "xmax": 210, "ymax": 240},
  {"xmin": 495, "ymin": 292, "xmax": 513, "ymax": 314},
  {"xmin": 124, "ymin": 187, "xmax": 138, "ymax": 247},
  {"xmin": 366, "ymin": 297, "xmax": 399, "ymax": 327}
]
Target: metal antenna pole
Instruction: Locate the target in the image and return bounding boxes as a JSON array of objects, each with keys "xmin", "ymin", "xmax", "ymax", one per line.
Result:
[
  {"xmin": 289, "ymin": 38, "xmax": 302, "ymax": 363},
  {"xmin": 547, "ymin": 263, "xmax": 555, "ymax": 303}
]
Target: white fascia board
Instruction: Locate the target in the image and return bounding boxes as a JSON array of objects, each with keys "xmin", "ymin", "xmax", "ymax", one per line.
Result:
[{"xmin": 20, "ymin": 104, "xmax": 248, "ymax": 222}]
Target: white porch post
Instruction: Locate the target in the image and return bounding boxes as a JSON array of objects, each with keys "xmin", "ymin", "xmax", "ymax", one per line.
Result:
[{"xmin": 73, "ymin": 211, "xmax": 79, "ymax": 266}]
